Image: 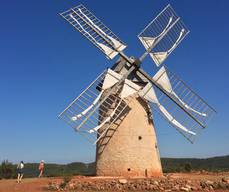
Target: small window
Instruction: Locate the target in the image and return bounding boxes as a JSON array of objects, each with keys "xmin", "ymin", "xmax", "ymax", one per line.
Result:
[
  {"xmin": 127, "ymin": 168, "xmax": 131, "ymax": 171},
  {"xmin": 138, "ymin": 136, "xmax": 142, "ymax": 140}
]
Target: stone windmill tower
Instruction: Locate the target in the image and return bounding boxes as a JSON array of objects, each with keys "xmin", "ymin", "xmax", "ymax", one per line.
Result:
[{"xmin": 59, "ymin": 4, "xmax": 216, "ymax": 177}]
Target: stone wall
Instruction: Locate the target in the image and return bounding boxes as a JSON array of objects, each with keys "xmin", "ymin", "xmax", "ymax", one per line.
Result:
[{"xmin": 96, "ymin": 95, "xmax": 162, "ymax": 177}]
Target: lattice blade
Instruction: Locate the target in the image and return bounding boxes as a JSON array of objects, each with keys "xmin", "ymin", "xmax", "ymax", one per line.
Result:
[
  {"xmin": 137, "ymin": 66, "xmax": 216, "ymax": 143},
  {"xmin": 152, "ymin": 66, "xmax": 216, "ymax": 128},
  {"xmin": 60, "ymin": 4, "xmax": 127, "ymax": 59},
  {"xmin": 138, "ymin": 4, "xmax": 189, "ymax": 66},
  {"xmin": 59, "ymin": 69, "xmax": 129, "ymax": 144}
]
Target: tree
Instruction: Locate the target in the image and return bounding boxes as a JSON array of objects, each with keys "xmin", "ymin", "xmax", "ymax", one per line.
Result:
[
  {"xmin": 184, "ymin": 162, "xmax": 192, "ymax": 173},
  {"xmin": 0, "ymin": 160, "xmax": 16, "ymax": 179}
]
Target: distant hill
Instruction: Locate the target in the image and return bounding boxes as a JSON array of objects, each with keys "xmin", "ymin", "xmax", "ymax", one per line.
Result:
[
  {"xmin": 1, "ymin": 155, "xmax": 229, "ymax": 178},
  {"xmin": 22, "ymin": 162, "xmax": 96, "ymax": 178},
  {"xmin": 161, "ymin": 155, "xmax": 229, "ymax": 173}
]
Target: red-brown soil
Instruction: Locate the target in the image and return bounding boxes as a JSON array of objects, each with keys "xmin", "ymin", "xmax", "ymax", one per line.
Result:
[
  {"xmin": 0, "ymin": 177, "xmax": 61, "ymax": 192},
  {"xmin": 0, "ymin": 172, "xmax": 229, "ymax": 192}
]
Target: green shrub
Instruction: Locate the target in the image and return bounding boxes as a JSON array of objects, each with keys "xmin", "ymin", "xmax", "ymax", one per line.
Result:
[
  {"xmin": 0, "ymin": 160, "xmax": 16, "ymax": 179},
  {"xmin": 59, "ymin": 175, "xmax": 72, "ymax": 189},
  {"xmin": 184, "ymin": 162, "xmax": 192, "ymax": 172}
]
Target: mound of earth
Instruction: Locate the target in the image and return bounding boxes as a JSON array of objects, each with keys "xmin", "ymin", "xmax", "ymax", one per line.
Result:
[{"xmin": 1, "ymin": 172, "xmax": 229, "ymax": 192}]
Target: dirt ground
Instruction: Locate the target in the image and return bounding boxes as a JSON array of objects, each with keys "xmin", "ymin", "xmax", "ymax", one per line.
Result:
[
  {"xmin": 0, "ymin": 173, "xmax": 229, "ymax": 192},
  {"xmin": 0, "ymin": 177, "xmax": 60, "ymax": 192}
]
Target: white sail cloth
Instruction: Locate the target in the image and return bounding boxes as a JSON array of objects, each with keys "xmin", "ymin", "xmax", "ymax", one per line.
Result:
[
  {"xmin": 72, "ymin": 68, "xmax": 196, "ymax": 136},
  {"xmin": 69, "ymin": 69, "xmax": 126, "ymax": 134},
  {"xmin": 139, "ymin": 82, "xmax": 196, "ymax": 135},
  {"xmin": 88, "ymin": 99, "xmax": 123, "ymax": 133},
  {"xmin": 139, "ymin": 16, "xmax": 186, "ymax": 66},
  {"xmin": 71, "ymin": 91, "xmax": 104, "ymax": 121},
  {"xmin": 71, "ymin": 69, "xmax": 122, "ymax": 121},
  {"xmin": 150, "ymin": 29, "xmax": 185, "ymax": 66},
  {"xmin": 70, "ymin": 9, "xmax": 126, "ymax": 59},
  {"xmin": 153, "ymin": 67, "xmax": 207, "ymax": 117},
  {"xmin": 92, "ymin": 75, "xmax": 197, "ymax": 136},
  {"xmin": 120, "ymin": 79, "xmax": 141, "ymax": 99},
  {"xmin": 78, "ymin": 9, "xmax": 126, "ymax": 51},
  {"xmin": 139, "ymin": 17, "xmax": 173, "ymax": 51},
  {"xmin": 88, "ymin": 77, "xmax": 142, "ymax": 133},
  {"xmin": 88, "ymin": 77, "xmax": 143, "ymax": 133}
]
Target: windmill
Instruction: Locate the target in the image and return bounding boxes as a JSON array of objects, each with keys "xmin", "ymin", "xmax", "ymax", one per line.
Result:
[{"xmin": 58, "ymin": 4, "xmax": 216, "ymax": 177}]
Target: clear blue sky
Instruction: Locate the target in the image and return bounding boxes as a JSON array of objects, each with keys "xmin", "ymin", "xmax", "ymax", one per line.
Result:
[{"xmin": 0, "ymin": 0, "xmax": 228, "ymax": 164}]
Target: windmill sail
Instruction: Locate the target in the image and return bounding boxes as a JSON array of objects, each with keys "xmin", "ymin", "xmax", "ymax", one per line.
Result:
[
  {"xmin": 71, "ymin": 69, "xmax": 122, "ymax": 121},
  {"xmin": 77, "ymin": 8, "xmax": 125, "ymax": 52},
  {"xmin": 102, "ymin": 69, "xmax": 122, "ymax": 89},
  {"xmin": 138, "ymin": 4, "xmax": 189, "ymax": 66},
  {"xmin": 71, "ymin": 91, "xmax": 104, "ymax": 121},
  {"xmin": 120, "ymin": 79, "xmax": 141, "ymax": 99},
  {"xmin": 88, "ymin": 99, "xmax": 123, "ymax": 133},
  {"xmin": 158, "ymin": 104, "xmax": 196, "ymax": 135},
  {"xmin": 113, "ymin": 78, "xmax": 198, "ymax": 137},
  {"xmin": 88, "ymin": 78, "xmax": 142, "ymax": 133},
  {"xmin": 140, "ymin": 67, "xmax": 216, "ymax": 142},
  {"xmin": 153, "ymin": 66, "xmax": 207, "ymax": 117},
  {"xmin": 59, "ymin": 69, "xmax": 129, "ymax": 144},
  {"xmin": 139, "ymin": 16, "xmax": 173, "ymax": 50},
  {"xmin": 150, "ymin": 29, "xmax": 185, "ymax": 66},
  {"xmin": 60, "ymin": 4, "xmax": 127, "ymax": 59},
  {"xmin": 139, "ymin": 82, "xmax": 196, "ymax": 136},
  {"xmin": 59, "ymin": 4, "xmax": 216, "ymax": 145}
]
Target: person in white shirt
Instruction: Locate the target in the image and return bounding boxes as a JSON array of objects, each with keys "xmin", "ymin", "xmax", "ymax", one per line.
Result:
[{"xmin": 17, "ymin": 161, "xmax": 24, "ymax": 183}]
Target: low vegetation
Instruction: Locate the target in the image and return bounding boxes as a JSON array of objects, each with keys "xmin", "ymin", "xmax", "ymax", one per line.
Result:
[
  {"xmin": 0, "ymin": 160, "xmax": 17, "ymax": 179},
  {"xmin": 0, "ymin": 155, "xmax": 228, "ymax": 179},
  {"xmin": 162, "ymin": 155, "xmax": 229, "ymax": 173}
]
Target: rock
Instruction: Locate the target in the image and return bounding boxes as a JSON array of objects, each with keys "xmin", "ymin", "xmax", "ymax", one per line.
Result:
[
  {"xmin": 200, "ymin": 181, "xmax": 207, "ymax": 188},
  {"xmin": 68, "ymin": 182, "xmax": 74, "ymax": 190},
  {"xmin": 201, "ymin": 180, "xmax": 214, "ymax": 189},
  {"xmin": 201, "ymin": 170, "xmax": 208, "ymax": 174},
  {"xmin": 153, "ymin": 180, "xmax": 159, "ymax": 186},
  {"xmin": 209, "ymin": 185, "xmax": 214, "ymax": 191},
  {"xmin": 118, "ymin": 178, "xmax": 128, "ymax": 184},
  {"xmin": 191, "ymin": 186, "xmax": 198, "ymax": 191},
  {"xmin": 166, "ymin": 173, "xmax": 174, "ymax": 179},
  {"xmin": 205, "ymin": 180, "xmax": 214, "ymax": 186},
  {"xmin": 129, "ymin": 184, "xmax": 137, "ymax": 191},
  {"xmin": 172, "ymin": 185, "xmax": 180, "ymax": 191},
  {"xmin": 115, "ymin": 183, "xmax": 122, "ymax": 190},
  {"xmin": 222, "ymin": 177, "xmax": 229, "ymax": 184},
  {"xmin": 149, "ymin": 184, "xmax": 157, "ymax": 190},
  {"xmin": 89, "ymin": 185, "xmax": 98, "ymax": 191},
  {"xmin": 105, "ymin": 183, "xmax": 111, "ymax": 189},
  {"xmin": 159, "ymin": 187, "xmax": 164, "ymax": 190},
  {"xmin": 217, "ymin": 182, "xmax": 228, "ymax": 190},
  {"xmin": 101, "ymin": 186, "xmax": 106, "ymax": 190},
  {"xmin": 211, "ymin": 181, "xmax": 218, "ymax": 189},
  {"xmin": 185, "ymin": 184, "xmax": 191, "ymax": 190},
  {"xmin": 144, "ymin": 184, "xmax": 151, "ymax": 190},
  {"xmin": 47, "ymin": 183, "xmax": 59, "ymax": 191},
  {"xmin": 75, "ymin": 183, "xmax": 82, "ymax": 189},
  {"xmin": 222, "ymin": 177, "xmax": 227, "ymax": 182},
  {"xmin": 180, "ymin": 187, "xmax": 190, "ymax": 192},
  {"xmin": 43, "ymin": 175, "xmax": 229, "ymax": 192}
]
